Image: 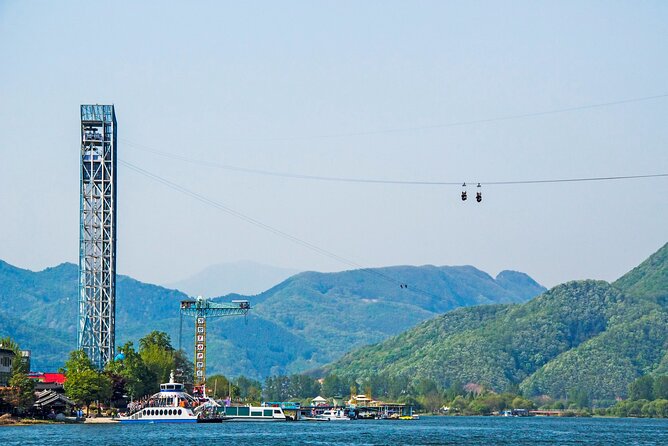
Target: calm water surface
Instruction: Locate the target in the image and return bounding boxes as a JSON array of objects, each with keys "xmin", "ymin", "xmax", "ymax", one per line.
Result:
[{"xmin": 1, "ymin": 416, "xmax": 667, "ymax": 445}]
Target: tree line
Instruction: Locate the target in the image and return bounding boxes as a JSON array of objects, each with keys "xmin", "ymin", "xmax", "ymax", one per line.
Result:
[{"xmin": 5, "ymin": 331, "xmax": 668, "ymax": 419}]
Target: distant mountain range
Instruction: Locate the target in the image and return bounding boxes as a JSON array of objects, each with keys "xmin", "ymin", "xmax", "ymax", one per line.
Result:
[
  {"xmin": 324, "ymin": 243, "xmax": 668, "ymax": 401},
  {"xmin": 166, "ymin": 261, "xmax": 300, "ymax": 297},
  {"xmin": 0, "ymin": 260, "xmax": 544, "ymax": 378}
]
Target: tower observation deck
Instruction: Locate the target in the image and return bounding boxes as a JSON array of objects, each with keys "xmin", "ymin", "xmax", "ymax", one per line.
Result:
[{"xmin": 78, "ymin": 104, "xmax": 117, "ymax": 369}]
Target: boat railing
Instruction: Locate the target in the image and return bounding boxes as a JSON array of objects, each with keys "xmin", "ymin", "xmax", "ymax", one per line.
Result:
[{"xmin": 125, "ymin": 400, "xmax": 197, "ymax": 416}]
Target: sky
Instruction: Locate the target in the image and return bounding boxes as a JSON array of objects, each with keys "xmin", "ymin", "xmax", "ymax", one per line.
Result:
[{"xmin": 0, "ymin": 0, "xmax": 666, "ymax": 289}]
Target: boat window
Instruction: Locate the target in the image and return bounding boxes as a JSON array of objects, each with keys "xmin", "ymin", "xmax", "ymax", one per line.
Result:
[
  {"xmin": 159, "ymin": 409, "xmax": 163, "ymax": 416},
  {"xmin": 169, "ymin": 409, "xmax": 173, "ymax": 415},
  {"xmin": 264, "ymin": 409, "xmax": 272, "ymax": 417},
  {"xmin": 251, "ymin": 411, "xmax": 262, "ymax": 416},
  {"xmin": 274, "ymin": 409, "xmax": 281, "ymax": 414},
  {"xmin": 238, "ymin": 407, "xmax": 250, "ymax": 416},
  {"xmin": 177, "ymin": 409, "xmax": 182, "ymax": 415}
]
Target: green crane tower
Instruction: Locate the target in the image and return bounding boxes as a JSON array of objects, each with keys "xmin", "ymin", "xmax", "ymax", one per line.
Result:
[{"xmin": 179, "ymin": 296, "xmax": 250, "ymax": 397}]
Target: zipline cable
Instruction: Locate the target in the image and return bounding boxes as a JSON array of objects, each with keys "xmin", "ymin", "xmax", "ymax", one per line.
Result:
[
  {"xmin": 120, "ymin": 139, "xmax": 668, "ymax": 186},
  {"xmin": 119, "ymin": 159, "xmax": 440, "ymax": 300}
]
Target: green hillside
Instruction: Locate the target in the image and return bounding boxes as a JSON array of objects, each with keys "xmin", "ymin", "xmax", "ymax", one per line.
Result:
[
  {"xmin": 324, "ymin": 243, "xmax": 668, "ymax": 400},
  {"xmin": 614, "ymin": 242, "xmax": 668, "ymax": 300},
  {"xmin": 0, "ymin": 260, "xmax": 544, "ymax": 377}
]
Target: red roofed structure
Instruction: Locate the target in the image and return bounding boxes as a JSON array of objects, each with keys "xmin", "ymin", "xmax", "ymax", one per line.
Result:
[{"xmin": 29, "ymin": 372, "xmax": 67, "ymax": 385}]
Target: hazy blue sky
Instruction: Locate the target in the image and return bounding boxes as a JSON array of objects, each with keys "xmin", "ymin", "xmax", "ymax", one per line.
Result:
[{"xmin": 0, "ymin": 0, "xmax": 666, "ymax": 288}]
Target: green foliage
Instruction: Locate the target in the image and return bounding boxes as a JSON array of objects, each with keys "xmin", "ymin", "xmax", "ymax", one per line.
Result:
[
  {"xmin": 63, "ymin": 350, "xmax": 112, "ymax": 413},
  {"xmin": 609, "ymin": 398, "xmax": 668, "ymax": 418},
  {"xmin": 653, "ymin": 376, "xmax": 668, "ymax": 399},
  {"xmin": 263, "ymin": 375, "xmax": 291, "ymax": 401},
  {"xmin": 321, "ymin": 374, "xmax": 347, "ymax": 397},
  {"xmin": 288, "ymin": 374, "xmax": 321, "ymax": 400},
  {"xmin": 136, "ymin": 331, "xmax": 181, "ymax": 392},
  {"xmin": 0, "ymin": 336, "xmax": 19, "ymax": 352},
  {"xmin": 140, "ymin": 344, "xmax": 173, "ymax": 389},
  {"xmin": 567, "ymin": 388, "xmax": 591, "ymax": 409},
  {"xmin": 206, "ymin": 374, "xmax": 235, "ymax": 400},
  {"xmin": 0, "ymin": 259, "xmax": 544, "ymax": 377},
  {"xmin": 0, "ymin": 337, "xmax": 34, "ymax": 413},
  {"xmin": 326, "ymin": 250, "xmax": 668, "ymax": 403},
  {"xmin": 105, "ymin": 342, "xmax": 156, "ymax": 398},
  {"xmin": 610, "ymin": 375, "xmax": 668, "ymax": 419},
  {"xmin": 234, "ymin": 376, "xmax": 262, "ymax": 404},
  {"xmin": 262, "ymin": 374, "xmax": 321, "ymax": 401},
  {"xmin": 614, "ymin": 242, "xmax": 668, "ymax": 300},
  {"xmin": 139, "ymin": 331, "xmax": 174, "ymax": 353},
  {"xmin": 629, "ymin": 375, "xmax": 655, "ymax": 401},
  {"xmin": 173, "ymin": 349, "xmax": 194, "ymax": 385}
]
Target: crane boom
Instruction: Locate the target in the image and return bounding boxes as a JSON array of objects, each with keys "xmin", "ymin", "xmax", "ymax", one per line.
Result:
[{"xmin": 179, "ymin": 297, "xmax": 250, "ymax": 395}]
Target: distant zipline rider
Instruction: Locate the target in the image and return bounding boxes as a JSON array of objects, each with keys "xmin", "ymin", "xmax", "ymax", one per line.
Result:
[{"xmin": 461, "ymin": 182, "xmax": 482, "ymax": 203}]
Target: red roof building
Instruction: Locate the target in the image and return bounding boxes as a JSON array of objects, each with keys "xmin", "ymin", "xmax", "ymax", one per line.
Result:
[{"xmin": 29, "ymin": 372, "xmax": 67, "ymax": 385}]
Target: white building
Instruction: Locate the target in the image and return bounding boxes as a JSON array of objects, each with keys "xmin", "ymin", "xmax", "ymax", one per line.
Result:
[{"xmin": 0, "ymin": 347, "xmax": 15, "ymax": 386}]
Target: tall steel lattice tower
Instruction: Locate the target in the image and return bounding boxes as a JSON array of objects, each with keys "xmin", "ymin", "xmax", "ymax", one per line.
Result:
[{"xmin": 78, "ymin": 104, "xmax": 117, "ymax": 369}]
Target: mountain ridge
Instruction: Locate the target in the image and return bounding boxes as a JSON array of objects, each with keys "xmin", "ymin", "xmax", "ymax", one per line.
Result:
[
  {"xmin": 323, "ymin": 243, "xmax": 668, "ymax": 400},
  {"xmin": 0, "ymin": 259, "xmax": 544, "ymax": 376}
]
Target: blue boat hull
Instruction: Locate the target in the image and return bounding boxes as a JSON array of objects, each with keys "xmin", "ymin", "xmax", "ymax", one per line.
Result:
[{"xmin": 119, "ymin": 419, "xmax": 197, "ymax": 424}]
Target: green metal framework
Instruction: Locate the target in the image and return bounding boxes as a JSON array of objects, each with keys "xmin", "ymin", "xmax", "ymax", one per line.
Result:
[{"xmin": 179, "ymin": 297, "xmax": 250, "ymax": 386}]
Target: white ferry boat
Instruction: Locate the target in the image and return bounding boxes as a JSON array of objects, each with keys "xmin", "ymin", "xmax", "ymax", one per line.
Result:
[{"xmin": 119, "ymin": 374, "xmax": 201, "ymax": 423}]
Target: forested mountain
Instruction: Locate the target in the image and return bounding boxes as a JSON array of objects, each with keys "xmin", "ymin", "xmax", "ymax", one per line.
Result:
[
  {"xmin": 324, "ymin": 243, "xmax": 668, "ymax": 401},
  {"xmin": 0, "ymin": 260, "xmax": 544, "ymax": 377}
]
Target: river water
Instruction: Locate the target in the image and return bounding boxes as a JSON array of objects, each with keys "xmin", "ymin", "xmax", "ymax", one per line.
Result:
[{"xmin": 1, "ymin": 416, "xmax": 667, "ymax": 445}]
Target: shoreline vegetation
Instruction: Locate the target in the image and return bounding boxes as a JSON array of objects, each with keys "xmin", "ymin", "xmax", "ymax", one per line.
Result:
[
  {"xmin": 2, "ymin": 243, "xmax": 667, "ymax": 424},
  {"xmin": 3, "ymin": 331, "xmax": 668, "ymax": 422}
]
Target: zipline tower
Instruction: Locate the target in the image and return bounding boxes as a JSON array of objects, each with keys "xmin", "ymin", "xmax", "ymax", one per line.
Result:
[
  {"xmin": 78, "ymin": 104, "xmax": 117, "ymax": 369},
  {"xmin": 180, "ymin": 297, "xmax": 250, "ymax": 396}
]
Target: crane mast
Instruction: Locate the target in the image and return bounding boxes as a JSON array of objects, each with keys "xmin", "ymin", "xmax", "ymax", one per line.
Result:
[{"xmin": 179, "ymin": 296, "xmax": 250, "ymax": 397}]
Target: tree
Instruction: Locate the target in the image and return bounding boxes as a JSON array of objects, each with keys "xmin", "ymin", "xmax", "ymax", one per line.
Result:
[
  {"xmin": 8, "ymin": 367, "xmax": 34, "ymax": 414},
  {"xmin": 206, "ymin": 374, "xmax": 235, "ymax": 400},
  {"xmin": 140, "ymin": 344, "xmax": 173, "ymax": 387},
  {"xmin": 139, "ymin": 331, "xmax": 174, "ymax": 353},
  {"xmin": 567, "ymin": 387, "xmax": 591, "ymax": 408},
  {"xmin": 0, "ymin": 337, "xmax": 34, "ymax": 414},
  {"xmin": 288, "ymin": 374, "xmax": 320, "ymax": 399},
  {"xmin": 416, "ymin": 378, "xmax": 443, "ymax": 413},
  {"xmin": 64, "ymin": 350, "xmax": 112, "ymax": 415},
  {"xmin": 173, "ymin": 349, "xmax": 193, "ymax": 385},
  {"xmin": 235, "ymin": 376, "xmax": 262, "ymax": 404},
  {"xmin": 629, "ymin": 375, "xmax": 655, "ymax": 401},
  {"xmin": 653, "ymin": 376, "xmax": 668, "ymax": 400},
  {"xmin": 511, "ymin": 396, "xmax": 535, "ymax": 410},
  {"xmin": 139, "ymin": 331, "xmax": 176, "ymax": 391},
  {"xmin": 106, "ymin": 342, "xmax": 156, "ymax": 398},
  {"xmin": 263, "ymin": 375, "xmax": 291, "ymax": 401},
  {"xmin": 322, "ymin": 374, "xmax": 346, "ymax": 398},
  {"xmin": 450, "ymin": 395, "xmax": 468, "ymax": 412},
  {"xmin": 444, "ymin": 381, "xmax": 465, "ymax": 401}
]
